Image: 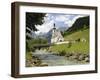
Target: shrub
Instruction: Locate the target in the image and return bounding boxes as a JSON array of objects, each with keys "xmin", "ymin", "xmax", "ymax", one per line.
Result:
[
  {"xmin": 26, "ymin": 38, "xmax": 48, "ymax": 52},
  {"xmin": 67, "ymin": 42, "xmax": 72, "ymax": 48},
  {"xmin": 59, "ymin": 50, "xmax": 66, "ymax": 56}
]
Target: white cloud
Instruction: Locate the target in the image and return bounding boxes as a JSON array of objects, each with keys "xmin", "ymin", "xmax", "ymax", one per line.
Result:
[
  {"xmin": 64, "ymin": 15, "xmax": 86, "ymax": 27},
  {"xmin": 55, "ymin": 15, "xmax": 69, "ymax": 22},
  {"xmin": 35, "ymin": 13, "xmax": 87, "ymax": 34},
  {"xmin": 35, "ymin": 19, "xmax": 54, "ymax": 34}
]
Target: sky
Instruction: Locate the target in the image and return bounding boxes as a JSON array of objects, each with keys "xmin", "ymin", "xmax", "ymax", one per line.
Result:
[{"xmin": 35, "ymin": 13, "xmax": 88, "ymax": 34}]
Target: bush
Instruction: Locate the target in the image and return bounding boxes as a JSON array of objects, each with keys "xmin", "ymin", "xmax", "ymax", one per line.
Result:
[
  {"xmin": 67, "ymin": 42, "xmax": 72, "ymax": 48},
  {"xmin": 26, "ymin": 38, "xmax": 48, "ymax": 52},
  {"xmin": 75, "ymin": 38, "xmax": 80, "ymax": 42},
  {"xmin": 59, "ymin": 50, "xmax": 66, "ymax": 56}
]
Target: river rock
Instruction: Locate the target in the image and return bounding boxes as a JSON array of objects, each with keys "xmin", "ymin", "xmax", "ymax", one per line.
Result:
[
  {"xmin": 26, "ymin": 60, "xmax": 31, "ymax": 67},
  {"xmin": 34, "ymin": 59, "xmax": 41, "ymax": 65},
  {"xmin": 40, "ymin": 63, "xmax": 48, "ymax": 66},
  {"xmin": 84, "ymin": 54, "xmax": 89, "ymax": 58},
  {"xmin": 72, "ymin": 55, "xmax": 78, "ymax": 59},
  {"xmin": 78, "ymin": 54, "xmax": 85, "ymax": 61},
  {"xmin": 65, "ymin": 53, "xmax": 71, "ymax": 57},
  {"xmin": 84, "ymin": 57, "xmax": 89, "ymax": 62},
  {"xmin": 68, "ymin": 55, "xmax": 77, "ymax": 61}
]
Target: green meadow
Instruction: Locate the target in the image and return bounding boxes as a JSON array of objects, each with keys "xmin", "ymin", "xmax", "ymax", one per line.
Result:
[{"xmin": 49, "ymin": 29, "xmax": 89, "ymax": 54}]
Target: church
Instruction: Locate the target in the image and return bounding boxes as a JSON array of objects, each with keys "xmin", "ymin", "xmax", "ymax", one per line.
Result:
[{"xmin": 49, "ymin": 23, "xmax": 64, "ymax": 43}]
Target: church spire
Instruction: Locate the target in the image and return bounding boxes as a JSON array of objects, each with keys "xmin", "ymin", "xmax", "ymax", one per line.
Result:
[
  {"xmin": 53, "ymin": 23, "xmax": 56, "ymax": 30},
  {"xmin": 54, "ymin": 23, "xmax": 55, "ymax": 28}
]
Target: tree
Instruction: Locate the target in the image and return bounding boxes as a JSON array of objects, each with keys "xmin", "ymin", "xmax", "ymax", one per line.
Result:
[
  {"xmin": 26, "ymin": 12, "xmax": 45, "ymax": 31},
  {"xmin": 26, "ymin": 13, "xmax": 46, "ymax": 52},
  {"xmin": 26, "ymin": 12, "xmax": 46, "ymax": 39}
]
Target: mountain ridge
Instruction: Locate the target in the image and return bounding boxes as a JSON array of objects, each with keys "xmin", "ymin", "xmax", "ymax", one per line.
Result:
[{"xmin": 67, "ymin": 16, "xmax": 89, "ymax": 32}]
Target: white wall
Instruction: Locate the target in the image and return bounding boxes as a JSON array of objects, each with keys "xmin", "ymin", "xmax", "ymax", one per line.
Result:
[{"xmin": 0, "ymin": 0, "xmax": 100, "ymax": 80}]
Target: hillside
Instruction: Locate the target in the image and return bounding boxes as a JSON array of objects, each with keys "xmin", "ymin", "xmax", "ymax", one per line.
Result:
[
  {"xmin": 49, "ymin": 16, "xmax": 90, "ymax": 54},
  {"xmin": 67, "ymin": 16, "xmax": 89, "ymax": 32},
  {"xmin": 49, "ymin": 29, "xmax": 89, "ymax": 54},
  {"xmin": 64, "ymin": 29, "xmax": 89, "ymax": 41}
]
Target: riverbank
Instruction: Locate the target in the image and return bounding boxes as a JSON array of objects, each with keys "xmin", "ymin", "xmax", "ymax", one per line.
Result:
[{"xmin": 26, "ymin": 50, "xmax": 89, "ymax": 67}]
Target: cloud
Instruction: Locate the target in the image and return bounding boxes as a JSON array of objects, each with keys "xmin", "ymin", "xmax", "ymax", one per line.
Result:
[
  {"xmin": 35, "ymin": 19, "xmax": 54, "ymax": 34},
  {"xmin": 35, "ymin": 13, "xmax": 88, "ymax": 34},
  {"xmin": 55, "ymin": 15, "xmax": 69, "ymax": 22},
  {"xmin": 65, "ymin": 15, "xmax": 84, "ymax": 27},
  {"xmin": 64, "ymin": 15, "xmax": 86, "ymax": 27}
]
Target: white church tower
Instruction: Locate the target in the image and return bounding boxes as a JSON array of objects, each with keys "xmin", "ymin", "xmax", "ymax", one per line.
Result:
[{"xmin": 51, "ymin": 23, "xmax": 64, "ymax": 43}]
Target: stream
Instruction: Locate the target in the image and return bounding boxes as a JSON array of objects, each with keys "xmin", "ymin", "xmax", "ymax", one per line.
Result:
[{"xmin": 32, "ymin": 50, "xmax": 83, "ymax": 66}]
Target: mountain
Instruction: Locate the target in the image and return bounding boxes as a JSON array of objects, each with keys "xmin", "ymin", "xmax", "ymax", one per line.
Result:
[
  {"xmin": 58, "ymin": 27, "xmax": 68, "ymax": 32},
  {"xmin": 37, "ymin": 32, "xmax": 47, "ymax": 39},
  {"xmin": 66, "ymin": 16, "xmax": 89, "ymax": 33}
]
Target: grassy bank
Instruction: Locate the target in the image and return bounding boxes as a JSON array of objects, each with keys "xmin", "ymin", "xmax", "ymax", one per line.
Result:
[
  {"xmin": 64, "ymin": 29, "xmax": 89, "ymax": 41},
  {"xmin": 49, "ymin": 29, "xmax": 89, "ymax": 54},
  {"xmin": 49, "ymin": 42, "xmax": 89, "ymax": 54},
  {"xmin": 26, "ymin": 52, "xmax": 33, "ymax": 60}
]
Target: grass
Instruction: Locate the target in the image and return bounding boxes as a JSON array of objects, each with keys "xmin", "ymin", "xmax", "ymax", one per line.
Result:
[
  {"xmin": 26, "ymin": 52, "xmax": 32, "ymax": 60},
  {"xmin": 64, "ymin": 29, "xmax": 89, "ymax": 41},
  {"xmin": 26, "ymin": 29, "xmax": 89, "ymax": 55},
  {"xmin": 49, "ymin": 42, "xmax": 89, "ymax": 54},
  {"xmin": 49, "ymin": 29, "xmax": 89, "ymax": 54}
]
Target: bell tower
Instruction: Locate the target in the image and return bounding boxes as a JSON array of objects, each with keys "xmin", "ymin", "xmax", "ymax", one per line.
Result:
[{"xmin": 53, "ymin": 23, "xmax": 56, "ymax": 32}]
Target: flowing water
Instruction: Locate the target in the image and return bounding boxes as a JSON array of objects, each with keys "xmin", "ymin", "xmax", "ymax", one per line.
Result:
[{"xmin": 32, "ymin": 50, "xmax": 81, "ymax": 66}]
